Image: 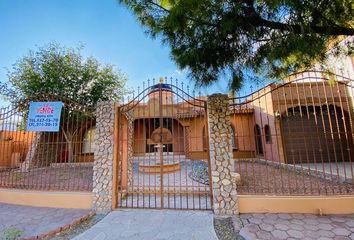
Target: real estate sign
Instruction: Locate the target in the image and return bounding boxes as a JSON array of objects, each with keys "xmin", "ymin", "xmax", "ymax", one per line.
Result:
[{"xmin": 27, "ymin": 102, "xmax": 63, "ymax": 132}]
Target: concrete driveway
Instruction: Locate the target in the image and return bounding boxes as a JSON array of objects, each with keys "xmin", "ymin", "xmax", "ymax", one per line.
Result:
[{"xmin": 73, "ymin": 209, "xmax": 218, "ymax": 240}]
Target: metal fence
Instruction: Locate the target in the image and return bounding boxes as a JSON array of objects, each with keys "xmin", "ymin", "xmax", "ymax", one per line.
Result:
[
  {"xmin": 1, "ymin": 71, "xmax": 354, "ymax": 197},
  {"xmin": 230, "ymin": 71, "xmax": 354, "ymax": 195},
  {"xmin": 117, "ymin": 79, "xmax": 212, "ymax": 209},
  {"xmin": 0, "ymin": 97, "xmax": 95, "ymax": 191}
]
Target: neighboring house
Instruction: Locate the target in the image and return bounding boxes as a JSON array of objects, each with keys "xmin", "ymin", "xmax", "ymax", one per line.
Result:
[{"xmin": 319, "ymin": 36, "xmax": 354, "ymax": 77}]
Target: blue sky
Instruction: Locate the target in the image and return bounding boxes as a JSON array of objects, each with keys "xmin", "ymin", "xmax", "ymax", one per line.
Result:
[{"xmin": 0, "ymin": 0, "xmax": 257, "ymax": 107}]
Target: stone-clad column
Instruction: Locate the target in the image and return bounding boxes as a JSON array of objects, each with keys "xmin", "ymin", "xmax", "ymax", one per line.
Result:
[
  {"xmin": 93, "ymin": 101, "xmax": 115, "ymax": 213},
  {"xmin": 126, "ymin": 117, "xmax": 134, "ymax": 189},
  {"xmin": 207, "ymin": 94, "xmax": 239, "ymax": 215}
]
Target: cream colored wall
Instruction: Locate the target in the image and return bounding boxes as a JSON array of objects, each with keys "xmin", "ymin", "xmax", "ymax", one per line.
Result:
[
  {"xmin": 238, "ymin": 195, "xmax": 354, "ymax": 214},
  {"xmin": 0, "ymin": 188, "xmax": 92, "ymax": 209}
]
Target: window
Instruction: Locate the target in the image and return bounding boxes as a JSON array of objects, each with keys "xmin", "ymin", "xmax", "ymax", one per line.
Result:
[
  {"xmin": 254, "ymin": 124, "xmax": 264, "ymax": 155},
  {"xmin": 83, "ymin": 127, "xmax": 96, "ymax": 153},
  {"xmin": 264, "ymin": 125, "xmax": 271, "ymax": 143},
  {"xmin": 229, "ymin": 125, "xmax": 238, "ymax": 150}
]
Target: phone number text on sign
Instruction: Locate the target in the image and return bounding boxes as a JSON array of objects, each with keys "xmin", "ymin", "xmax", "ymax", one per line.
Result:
[{"xmin": 26, "ymin": 102, "xmax": 63, "ymax": 132}]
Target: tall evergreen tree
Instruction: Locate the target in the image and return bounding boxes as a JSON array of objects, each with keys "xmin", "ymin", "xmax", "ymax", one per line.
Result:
[{"xmin": 120, "ymin": 0, "xmax": 354, "ymax": 89}]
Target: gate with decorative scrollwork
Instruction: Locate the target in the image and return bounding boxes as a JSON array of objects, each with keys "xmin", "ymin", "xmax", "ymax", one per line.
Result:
[{"xmin": 116, "ymin": 80, "xmax": 213, "ymax": 209}]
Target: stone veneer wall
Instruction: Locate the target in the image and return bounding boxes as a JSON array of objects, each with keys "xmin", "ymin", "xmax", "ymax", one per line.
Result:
[
  {"xmin": 207, "ymin": 94, "xmax": 239, "ymax": 215},
  {"xmin": 125, "ymin": 113, "xmax": 134, "ymax": 189},
  {"xmin": 92, "ymin": 101, "xmax": 115, "ymax": 213}
]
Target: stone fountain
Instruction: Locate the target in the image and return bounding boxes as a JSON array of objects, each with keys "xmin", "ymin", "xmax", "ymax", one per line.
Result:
[{"xmin": 138, "ymin": 127, "xmax": 181, "ymax": 174}]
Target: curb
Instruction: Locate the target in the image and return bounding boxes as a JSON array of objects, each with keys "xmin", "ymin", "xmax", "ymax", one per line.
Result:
[{"xmin": 23, "ymin": 211, "xmax": 95, "ymax": 240}]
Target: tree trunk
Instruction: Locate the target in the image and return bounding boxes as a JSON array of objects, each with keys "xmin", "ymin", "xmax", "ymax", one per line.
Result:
[
  {"xmin": 63, "ymin": 130, "xmax": 75, "ymax": 163},
  {"xmin": 67, "ymin": 140, "xmax": 74, "ymax": 163},
  {"xmin": 20, "ymin": 132, "xmax": 41, "ymax": 172}
]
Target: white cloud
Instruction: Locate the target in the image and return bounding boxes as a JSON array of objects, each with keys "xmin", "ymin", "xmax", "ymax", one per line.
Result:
[{"xmin": 174, "ymin": 69, "xmax": 186, "ymax": 76}]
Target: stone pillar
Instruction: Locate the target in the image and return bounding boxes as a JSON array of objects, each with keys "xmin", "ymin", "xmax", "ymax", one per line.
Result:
[
  {"xmin": 126, "ymin": 116, "xmax": 134, "ymax": 189},
  {"xmin": 93, "ymin": 101, "xmax": 115, "ymax": 213},
  {"xmin": 207, "ymin": 94, "xmax": 239, "ymax": 215}
]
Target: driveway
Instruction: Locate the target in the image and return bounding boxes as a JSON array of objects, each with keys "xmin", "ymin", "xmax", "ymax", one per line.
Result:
[{"xmin": 73, "ymin": 209, "xmax": 218, "ymax": 240}]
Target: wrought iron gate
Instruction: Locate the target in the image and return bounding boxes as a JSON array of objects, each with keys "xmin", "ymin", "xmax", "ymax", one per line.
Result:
[{"xmin": 116, "ymin": 80, "xmax": 212, "ymax": 209}]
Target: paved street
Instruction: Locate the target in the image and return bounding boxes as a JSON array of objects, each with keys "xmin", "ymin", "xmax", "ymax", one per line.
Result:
[
  {"xmin": 73, "ymin": 209, "xmax": 218, "ymax": 240},
  {"xmin": 235, "ymin": 213, "xmax": 354, "ymax": 240},
  {"xmin": 0, "ymin": 203, "xmax": 91, "ymax": 239}
]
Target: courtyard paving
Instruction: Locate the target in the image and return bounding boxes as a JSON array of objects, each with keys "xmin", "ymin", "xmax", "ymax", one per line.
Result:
[
  {"xmin": 132, "ymin": 158, "xmax": 209, "ymax": 191},
  {"xmin": 73, "ymin": 209, "xmax": 218, "ymax": 240},
  {"xmin": 235, "ymin": 213, "xmax": 354, "ymax": 240},
  {"xmin": 0, "ymin": 203, "xmax": 91, "ymax": 239},
  {"xmin": 119, "ymin": 158, "xmax": 212, "ymax": 209}
]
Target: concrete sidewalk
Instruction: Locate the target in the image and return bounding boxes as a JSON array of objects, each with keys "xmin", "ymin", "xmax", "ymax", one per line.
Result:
[
  {"xmin": 73, "ymin": 209, "xmax": 218, "ymax": 240},
  {"xmin": 0, "ymin": 203, "xmax": 91, "ymax": 239}
]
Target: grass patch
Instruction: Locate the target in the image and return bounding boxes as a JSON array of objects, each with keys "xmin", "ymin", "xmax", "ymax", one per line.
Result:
[{"xmin": 3, "ymin": 228, "xmax": 24, "ymax": 240}]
